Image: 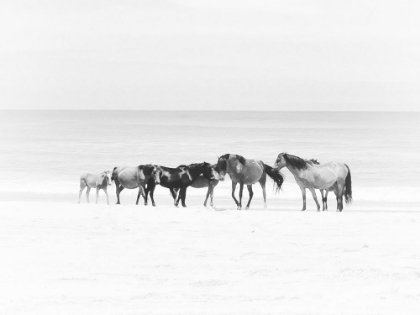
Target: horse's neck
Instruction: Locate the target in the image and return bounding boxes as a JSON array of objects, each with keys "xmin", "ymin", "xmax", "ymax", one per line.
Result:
[{"xmin": 286, "ymin": 164, "xmax": 306, "ymax": 180}]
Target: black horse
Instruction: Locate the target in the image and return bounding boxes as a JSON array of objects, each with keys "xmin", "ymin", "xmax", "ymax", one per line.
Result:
[{"xmin": 144, "ymin": 162, "xmax": 217, "ymax": 207}]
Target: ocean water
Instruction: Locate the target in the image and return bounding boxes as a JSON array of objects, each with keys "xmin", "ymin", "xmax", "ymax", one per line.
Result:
[{"xmin": 1, "ymin": 111, "xmax": 419, "ymax": 205}]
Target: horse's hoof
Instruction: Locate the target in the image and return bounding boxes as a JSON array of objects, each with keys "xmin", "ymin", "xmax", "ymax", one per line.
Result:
[
  {"xmin": 182, "ymin": 205, "xmax": 187, "ymax": 208},
  {"xmin": 152, "ymin": 203, "xmax": 156, "ymax": 207},
  {"xmin": 245, "ymin": 206, "xmax": 250, "ymax": 210},
  {"xmin": 301, "ymin": 209, "xmax": 306, "ymax": 211}
]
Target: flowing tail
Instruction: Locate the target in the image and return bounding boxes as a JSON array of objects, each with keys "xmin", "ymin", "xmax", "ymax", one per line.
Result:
[
  {"xmin": 263, "ymin": 163, "xmax": 284, "ymax": 193},
  {"xmin": 344, "ymin": 164, "xmax": 352, "ymax": 204}
]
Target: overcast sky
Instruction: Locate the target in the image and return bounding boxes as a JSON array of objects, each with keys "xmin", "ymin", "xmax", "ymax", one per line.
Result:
[{"xmin": 1, "ymin": 0, "xmax": 419, "ymax": 111}]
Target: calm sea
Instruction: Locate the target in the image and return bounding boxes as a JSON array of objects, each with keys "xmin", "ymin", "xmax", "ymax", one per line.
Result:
[{"xmin": 1, "ymin": 111, "xmax": 419, "ymax": 205}]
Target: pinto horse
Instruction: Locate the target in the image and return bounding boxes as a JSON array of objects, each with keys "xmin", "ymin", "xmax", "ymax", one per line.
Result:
[
  {"xmin": 274, "ymin": 153, "xmax": 352, "ymax": 212},
  {"xmin": 215, "ymin": 154, "xmax": 284, "ymax": 210},
  {"xmin": 111, "ymin": 164, "xmax": 161, "ymax": 205},
  {"xmin": 145, "ymin": 162, "xmax": 217, "ymax": 207},
  {"xmin": 168, "ymin": 164, "xmax": 220, "ymax": 207}
]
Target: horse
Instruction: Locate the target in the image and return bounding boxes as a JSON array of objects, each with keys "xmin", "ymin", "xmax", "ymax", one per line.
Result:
[
  {"xmin": 78, "ymin": 171, "xmax": 112, "ymax": 205},
  {"xmin": 215, "ymin": 154, "xmax": 284, "ymax": 210},
  {"xmin": 111, "ymin": 165, "xmax": 161, "ymax": 205},
  {"xmin": 308, "ymin": 159, "xmax": 337, "ymax": 211},
  {"xmin": 144, "ymin": 162, "xmax": 218, "ymax": 207},
  {"xmin": 169, "ymin": 164, "xmax": 221, "ymax": 207},
  {"xmin": 274, "ymin": 153, "xmax": 352, "ymax": 212}
]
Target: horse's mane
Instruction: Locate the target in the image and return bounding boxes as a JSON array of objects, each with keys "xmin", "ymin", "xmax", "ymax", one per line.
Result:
[
  {"xmin": 138, "ymin": 164, "xmax": 154, "ymax": 176},
  {"xmin": 307, "ymin": 159, "xmax": 320, "ymax": 165},
  {"xmin": 282, "ymin": 153, "xmax": 308, "ymax": 170},
  {"xmin": 218, "ymin": 154, "xmax": 246, "ymax": 171}
]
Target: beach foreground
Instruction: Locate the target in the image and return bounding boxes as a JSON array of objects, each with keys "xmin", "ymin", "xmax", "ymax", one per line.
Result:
[{"xmin": 1, "ymin": 200, "xmax": 419, "ymax": 315}]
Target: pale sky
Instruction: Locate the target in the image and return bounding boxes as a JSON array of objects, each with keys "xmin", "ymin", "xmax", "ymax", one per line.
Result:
[{"xmin": 1, "ymin": 0, "xmax": 419, "ymax": 111}]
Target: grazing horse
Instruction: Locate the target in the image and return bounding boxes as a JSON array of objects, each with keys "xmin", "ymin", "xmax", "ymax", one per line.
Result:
[
  {"xmin": 274, "ymin": 153, "xmax": 352, "ymax": 212},
  {"xmin": 79, "ymin": 171, "xmax": 112, "ymax": 205},
  {"xmin": 215, "ymin": 154, "xmax": 284, "ymax": 210},
  {"xmin": 169, "ymin": 164, "xmax": 221, "ymax": 207},
  {"xmin": 111, "ymin": 165, "xmax": 161, "ymax": 205},
  {"xmin": 145, "ymin": 162, "xmax": 217, "ymax": 207}
]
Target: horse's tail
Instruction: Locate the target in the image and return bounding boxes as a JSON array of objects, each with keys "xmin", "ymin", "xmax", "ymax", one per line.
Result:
[
  {"xmin": 263, "ymin": 163, "xmax": 284, "ymax": 193},
  {"xmin": 344, "ymin": 164, "xmax": 352, "ymax": 204}
]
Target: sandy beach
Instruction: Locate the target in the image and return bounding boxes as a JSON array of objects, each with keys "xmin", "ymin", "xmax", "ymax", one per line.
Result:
[{"xmin": 1, "ymin": 192, "xmax": 419, "ymax": 315}]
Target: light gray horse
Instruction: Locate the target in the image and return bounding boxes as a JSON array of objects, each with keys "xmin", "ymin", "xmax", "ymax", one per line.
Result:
[
  {"xmin": 274, "ymin": 153, "xmax": 352, "ymax": 212},
  {"xmin": 79, "ymin": 171, "xmax": 113, "ymax": 205},
  {"xmin": 111, "ymin": 164, "xmax": 161, "ymax": 205}
]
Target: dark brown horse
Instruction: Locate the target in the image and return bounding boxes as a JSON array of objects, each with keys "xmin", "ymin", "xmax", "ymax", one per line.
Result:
[
  {"xmin": 215, "ymin": 154, "xmax": 284, "ymax": 210},
  {"xmin": 145, "ymin": 162, "xmax": 218, "ymax": 207},
  {"xmin": 111, "ymin": 165, "xmax": 161, "ymax": 205},
  {"xmin": 169, "ymin": 164, "xmax": 220, "ymax": 207}
]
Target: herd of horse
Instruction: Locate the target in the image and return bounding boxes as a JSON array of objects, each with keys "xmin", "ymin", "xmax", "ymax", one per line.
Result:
[{"xmin": 78, "ymin": 153, "xmax": 353, "ymax": 212}]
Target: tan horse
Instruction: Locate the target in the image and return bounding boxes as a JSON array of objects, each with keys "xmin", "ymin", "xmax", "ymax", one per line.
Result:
[
  {"xmin": 216, "ymin": 154, "xmax": 284, "ymax": 210},
  {"xmin": 111, "ymin": 165, "xmax": 161, "ymax": 205},
  {"xmin": 274, "ymin": 153, "xmax": 352, "ymax": 212},
  {"xmin": 79, "ymin": 171, "xmax": 112, "ymax": 205}
]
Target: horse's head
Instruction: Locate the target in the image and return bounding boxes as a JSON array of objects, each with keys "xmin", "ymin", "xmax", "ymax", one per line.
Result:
[
  {"xmin": 215, "ymin": 154, "xmax": 229, "ymax": 179},
  {"xmin": 103, "ymin": 171, "xmax": 113, "ymax": 186},
  {"xmin": 274, "ymin": 153, "xmax": 287, "ymax": 169},
  {"xmin": 140, "ymin": 164, "xmax": 162, "ymax": 185},
  {"xmin": 210, "ymin": 164, "xmax": 223, "ymax": 181},
  {"xmin": 201, "ymin": 162, "xmax": 216, "ymax": 181}
]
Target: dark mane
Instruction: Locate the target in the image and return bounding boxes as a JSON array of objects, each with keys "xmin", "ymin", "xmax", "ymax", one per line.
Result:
[
  {"xmin": 307, "ymin": 159, "xmax": 320, "ymax": 165},
  {"xmin": 235, "ymin": 154, "xmax": 246, "ymax": 165},
  {"xmin": 282, "ymin": 153, "xmax": 308, "ymax": 170},
  {"xmin": 139, "ymin": 164, "xmax": 154, "ymax": 176}
]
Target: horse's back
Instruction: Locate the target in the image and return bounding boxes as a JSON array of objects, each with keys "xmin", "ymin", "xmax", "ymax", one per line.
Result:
[
  {"xmin": 309, "ymin": 161, "xmax": 348, "ymax": 189},
  {"xmin": 228, "ymin": 158, "xmax": 264, "ymax": 184},
  {"xmin": 117, "ymin": 166, "xmax": 139, "ymax": 189}
]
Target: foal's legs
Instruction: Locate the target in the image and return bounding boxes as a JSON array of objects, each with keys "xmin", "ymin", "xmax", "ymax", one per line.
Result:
[
  {"xmin": 300, "ymin": 186, "xmax": 306, "ymax": 211},
  {"xmin": 308, "ymin": 187, "xmax": 320, "ymax": 211},
  {"xmin": 320, "ymin": 190, "xmax": 328, "ymax": 211},
  {"xmin": 245, "ymin": 185, "xmax": 253, "ymax": 209},
  {"xmin": 86, "ymin": 187, "xmax": 91, "ymax": 203}
]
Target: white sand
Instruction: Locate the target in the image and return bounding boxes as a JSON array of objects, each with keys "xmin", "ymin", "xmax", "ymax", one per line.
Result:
[{"xmin": 1, "ymin": 198, "xmax": 419, "ymax": 315}]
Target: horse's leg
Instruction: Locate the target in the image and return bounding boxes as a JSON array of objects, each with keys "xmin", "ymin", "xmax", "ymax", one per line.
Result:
[
  {"xmin": 204, "ymin": 186, "xmax": 210, "ymax": 207},
  {"xmin": 96, "ymin": 187, "xmax": 100, "ymax": 204},
  {"xmin": 238, "ymin": 183, "xmax": 244, "ymax": 210},
  {"xmin": 325, "ymin": 190, "xmax": 329, "ymax": 211},
  {"xmin": 175, "ymin": 188, "xmax": 182, "ymax": 207},
  {"xmin": 104, "ymin": 188, "xmax": 110, "ymax": 205},
  {"xmin": 320, "ymin": 190, "xmax": 326, "ymax": 211},
  {"xmin": 181, "ymin": 187, "xmax": 188, "ymax": 207},
  {"xmin": 78, "ymin": 183, "xmax": 86, "ymax": 203},
  {"xmin": 337, "ymin": 182, "xmax": 345, "ymax": 212},
  {"xmin": 231, "ymin": 182, "xmax": 240, "ymax": 209},
  {"xmin": 86, "ymin": 187, "xmax": 91, "ymax": 203},
  {"xmin": 209, "ymin": 184, "xmax": 215, "ymax": 207},
  {"xmin": 259, "ymin": 175, "xmax": 267, "ymax": 209},
  {"xmin": 116, "ymin": 186, "xmax": 124, "ymax": 204},
  {"xmin": 245, "ymin": 185, "xmax": 254, "ymax": 210},
  {"xmin": 308, "ymin": 187, "xmax": 320, "ymax": 211},
  {"xmin": 136, "ymin": 187, "xmax": 142, "ymax": 205},
  {"xmin": 149, "ymin": 184, "xmax": 156, "ymax": 207},
  {"xmin": 300, "ymin": 186, "xmax": 306, "ymax": 211}
]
